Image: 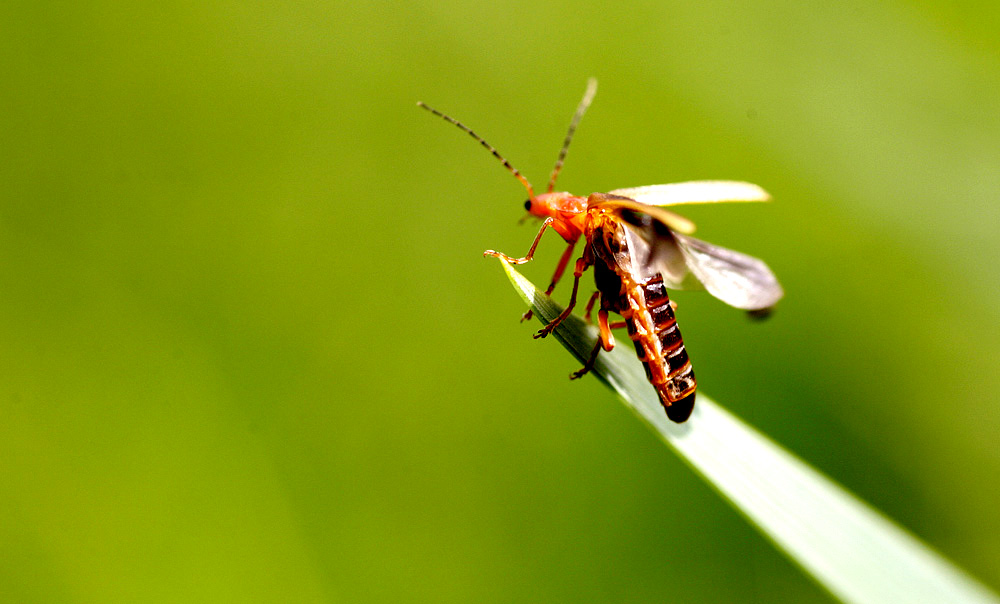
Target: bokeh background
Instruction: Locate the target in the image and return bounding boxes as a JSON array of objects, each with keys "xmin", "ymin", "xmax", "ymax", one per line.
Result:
[{"xmin": 2, "ymin": 1, "xmax": 999, "ymax": 602}]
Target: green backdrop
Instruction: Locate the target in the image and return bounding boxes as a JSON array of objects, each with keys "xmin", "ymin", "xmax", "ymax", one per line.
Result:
[{"xmin": 2, "ymin": 1, "xmax": 999, "ymax": 602}]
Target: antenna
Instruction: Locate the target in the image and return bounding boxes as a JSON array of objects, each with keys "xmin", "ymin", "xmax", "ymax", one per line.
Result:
[
  {"xmin": 417, "ymin": 101, "xmax": 536, "ymax": 199},
  {"xmin": 547, "ymin": 78, "xmax": 598, "ymax": 193}
]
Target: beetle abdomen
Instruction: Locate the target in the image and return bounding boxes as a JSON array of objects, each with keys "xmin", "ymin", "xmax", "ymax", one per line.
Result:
[{"xmin": 620, "ymin": 275, "xmax": 697, "ymax": 422}]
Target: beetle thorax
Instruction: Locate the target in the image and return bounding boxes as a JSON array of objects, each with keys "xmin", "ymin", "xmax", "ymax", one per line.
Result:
[
  {"xmin": 587, "ymin": 214, "xmax": 628, "ymax": 268},
  {"xmin": 528, "ymin": 192, "xmax": 588, "ymax": 242}
]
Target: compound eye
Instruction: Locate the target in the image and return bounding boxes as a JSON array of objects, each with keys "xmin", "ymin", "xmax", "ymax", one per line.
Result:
[{"xmin": 523, "ymin": 199, "xmax": 532, "ymax": 211}]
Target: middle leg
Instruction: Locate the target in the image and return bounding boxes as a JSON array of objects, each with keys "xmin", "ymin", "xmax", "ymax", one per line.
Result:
[{"xmin": 534, "ymin": 256, "xmax": 591, "ymax": 339}]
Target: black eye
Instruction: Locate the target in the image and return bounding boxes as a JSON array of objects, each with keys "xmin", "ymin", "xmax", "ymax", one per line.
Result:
[{"xmin": 523, "ymin": 199, "xmax": 532, "ymax": 211}]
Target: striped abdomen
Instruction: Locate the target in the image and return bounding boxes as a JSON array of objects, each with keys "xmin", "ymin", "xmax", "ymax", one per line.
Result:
[{"xmin": 618, "ymin": 275, "xmax": 696, "ymax": 422}]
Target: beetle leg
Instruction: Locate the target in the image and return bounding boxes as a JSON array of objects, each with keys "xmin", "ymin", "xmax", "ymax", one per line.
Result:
[
  {"xmin": 534, "ymin": 257, "xmax": 589, "ymax": 339},
  {"xmin": 597, "ymin": 308, "xmax": 615, "ymax": 351},
  {"xmin": 571, "ymin": 339, "xmax": 602, "ymax": 380},
  {"xmin": 523, "ymin": 241, "xmax": 577, "ymax": 322},
  {"xmin": 581, "ymin": 291, "xmax": 601, "ymax": 324},
  {"xmin": 484, "ymin": 217, "xmax": 555, "ymax": 264},
  {"xmin": 571, "ymin": 308, "xmax": 614, "ymax": 379},
  {"xmin": 608, "ymin": 321, "xmax": 628, "ymax": 329}
]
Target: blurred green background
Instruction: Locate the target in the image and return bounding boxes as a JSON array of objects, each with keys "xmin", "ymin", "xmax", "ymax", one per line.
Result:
[{"xmin": 2, "ymin": 1, "xmax": 999, "ymax": 602}]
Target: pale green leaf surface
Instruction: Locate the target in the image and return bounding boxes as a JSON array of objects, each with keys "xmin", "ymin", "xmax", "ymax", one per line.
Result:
[{"xmin": 500, "ymin": 259, "xmax": 999, "ymax": 604}]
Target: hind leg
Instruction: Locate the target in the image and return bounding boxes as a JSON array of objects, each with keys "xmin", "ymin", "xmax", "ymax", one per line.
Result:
[{"xmin": 571, "ymin": 308, "xmax": 614, "ymax": 379}]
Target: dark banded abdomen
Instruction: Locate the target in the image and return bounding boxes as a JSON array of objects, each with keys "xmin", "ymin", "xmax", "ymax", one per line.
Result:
[{"xmin": 619, "ymin": 276, "xmax": 697, "ymax": 422}]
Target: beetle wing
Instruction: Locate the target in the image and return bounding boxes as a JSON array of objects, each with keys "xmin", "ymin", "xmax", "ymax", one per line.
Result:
[
  {"xmin": 594, "ymin": 195, "xmax": 783, "ymax": 310},
  {"xmin": 608, "ymin": 181, "xmax": 771, "ymax": 209},
  {"xmin": 589, "ymin": 195, "xmax": 698, "ymax": 235},
  {"xmin": 616, "ymin": 217, "xmax": 701, "ymax": 289},
  {"xmin": 590, "ymin": 194, "xmax": 701, "ymax": 288},
  {"xmin": 671, "ymin": 232, "xmax": 783, "ymax": 310}
]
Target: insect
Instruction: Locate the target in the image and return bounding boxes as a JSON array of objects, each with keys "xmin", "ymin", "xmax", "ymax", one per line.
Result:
[{"xmin": 418, "ymin": 79, "xmax": 782, "ymax": 423}]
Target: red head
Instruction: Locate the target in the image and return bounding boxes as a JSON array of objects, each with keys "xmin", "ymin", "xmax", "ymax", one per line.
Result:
[{"xmin": 524, "ymin": 192, "xmax": 589, "ymax": 243}]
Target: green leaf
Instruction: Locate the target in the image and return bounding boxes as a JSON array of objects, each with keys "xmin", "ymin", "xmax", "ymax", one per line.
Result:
[{"xmin": 499, "ymin": 259, "xmax": 999, "ymax": 604}]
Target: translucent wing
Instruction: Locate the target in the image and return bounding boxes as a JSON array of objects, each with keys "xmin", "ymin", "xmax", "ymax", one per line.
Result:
[
  {"xmin": 671, "ymin": 232, "xmax": 783, "ymax": 311},
  {"xmin": 608, "ymin": 181, "xmax": 771, "ymax": 207},
  {"xmin": 615, "ymin": 214, "xmax": 701, "ymax": 289},
  {"xmin": 595, "ymin": 196, "xmax": 783, "ymax": 310}
]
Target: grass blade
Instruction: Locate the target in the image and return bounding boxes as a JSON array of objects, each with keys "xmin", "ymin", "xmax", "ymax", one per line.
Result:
[{"xmin": 499, "ymin": 259, "xmax": 999, "ymax": 604}]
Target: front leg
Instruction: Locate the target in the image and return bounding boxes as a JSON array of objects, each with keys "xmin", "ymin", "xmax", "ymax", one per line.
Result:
[{"xmin": 484, "ymin": 217, "xmax": 554, "ymax": 264}]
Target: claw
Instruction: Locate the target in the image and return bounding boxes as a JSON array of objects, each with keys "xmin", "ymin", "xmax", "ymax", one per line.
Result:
[
  {"xmin": 484, "ymin": 249, "xmax": 521, "ymax": 262},
  {"xmin": 571, "ymin": 340, "xmax": 603, "ymax": 381}
]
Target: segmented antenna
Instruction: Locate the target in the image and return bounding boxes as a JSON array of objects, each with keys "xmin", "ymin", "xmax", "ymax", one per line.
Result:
[
  {"xmin": 417, "ymin": 101, "xmax": 536, "ymax": 199},
  {"xmin": 547, "ymin": 78, "xmax": 598, "ymax": 193}
]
